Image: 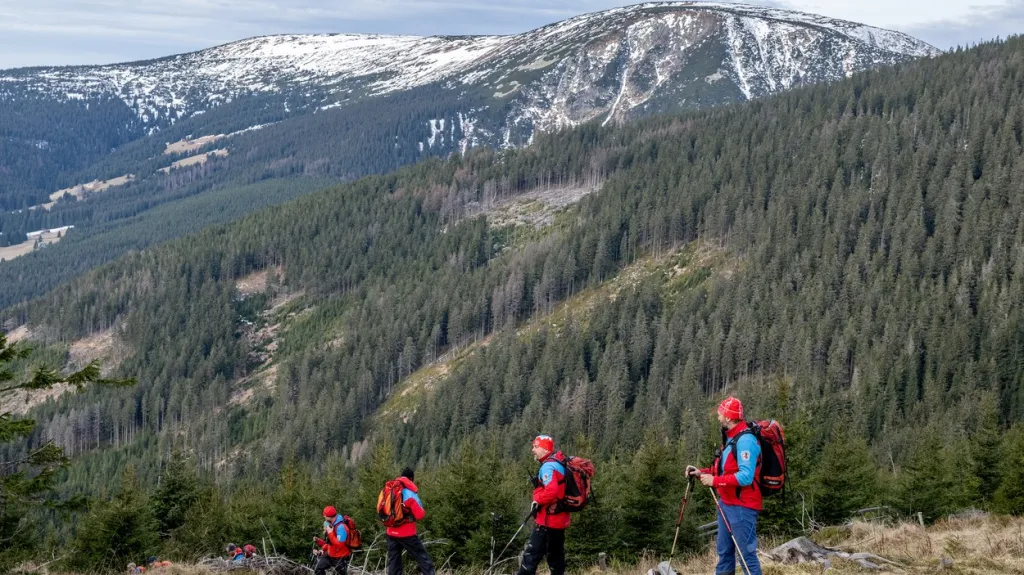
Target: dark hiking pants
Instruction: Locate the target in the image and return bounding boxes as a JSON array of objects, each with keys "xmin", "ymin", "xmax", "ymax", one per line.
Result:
[
  {"xmin": 314, "ymin": 554, "xmax": 349, "ymax": 575},
  {"xmin": 386, "ymin": 535, "xmax": 435, "ymax": 575},
  {"xmin": 516, "ymin": 525, "xmax": 565, "ymax": 575}
]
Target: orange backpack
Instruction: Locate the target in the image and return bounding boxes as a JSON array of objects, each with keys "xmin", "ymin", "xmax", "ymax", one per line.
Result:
[
  {"xmin": 376, "ymin": 480, "xmax": 409, "ymax": 527},
  {"xmin": 341, "ymin": 515, "xmax": 362, "ymax": 550}
]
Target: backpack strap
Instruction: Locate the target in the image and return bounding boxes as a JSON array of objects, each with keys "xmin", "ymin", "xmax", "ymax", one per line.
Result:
[
  {"xmin": 540, "ymin": 454, "xmax": 567, "ymax": 485},
  {"xmin": 721, "ymin": 425, "xmax": 759, "ymax": 499}
]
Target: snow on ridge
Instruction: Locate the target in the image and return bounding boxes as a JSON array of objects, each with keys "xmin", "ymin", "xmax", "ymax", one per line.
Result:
[{"xmin": 0, "ymin": 2, "xmax": 938, "ymax": 127}]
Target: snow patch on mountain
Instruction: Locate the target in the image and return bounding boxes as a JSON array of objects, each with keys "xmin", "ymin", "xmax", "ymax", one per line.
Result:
[{"xmin": 0, "ymin": 2, "xmax": 939, "ymax": 141}]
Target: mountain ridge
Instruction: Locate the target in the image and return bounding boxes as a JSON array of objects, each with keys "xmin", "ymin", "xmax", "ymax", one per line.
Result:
[{"xmin": 0, "ymin": 2, "xmax": 939, "ymax": 133}]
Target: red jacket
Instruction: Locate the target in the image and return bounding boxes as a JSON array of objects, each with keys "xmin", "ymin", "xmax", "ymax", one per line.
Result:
[
  {"xmin": 700, "ymin": 421, "xmax": 763, "ymax": 511},
  {"xmin": 533, "ymin": 452, "xmax": 570, "ymax": 529},
  {"xmin": 386, "ymin": 477, "xmax": 426, "ymax": 538},
  {"xmin": 317, "ymin": 515, "xmax": 351, "ymax": 558}
]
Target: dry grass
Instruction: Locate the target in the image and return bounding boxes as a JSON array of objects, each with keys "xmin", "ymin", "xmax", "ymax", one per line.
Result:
[
  {"xmin": 164, "ymin": 134, "xmax": 226, "ymax": 155},
  {"xmin": 0, "ymin": 228, "xmax": 68, "ymax": 262},
  {"xmin": 0, "ymin": 240, "xmax": 37, "ymax": 261},
  {"xmin": 48, "ymin": 175, "xmax": 134, "ymax": 203},
  {"xmin": 24, "ymin": 518, "xmax": 1024, "ymax": 574},
  {"xmin": 158, "ymin": 150, "xmax": 228, "ymax": 173},
  {"xmin": 620, "ymin": 517, "xmax": 1024, "ymax": 574}
]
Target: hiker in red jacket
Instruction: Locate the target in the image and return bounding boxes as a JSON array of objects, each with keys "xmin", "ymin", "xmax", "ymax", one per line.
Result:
[
  {"xmin": 687, "ymin": 397, "xmax": 763, "ymax": 575},
  {"xmin": 386, "ymin": 468, "xmax": 435, "ymax": 575},
  {"xmin": 314, "ymin": 506, "xmax": 352, "ymax": 575},
  {"xmin": 517, "ymin": 434, "xmax": 568, "ymax": 575}
]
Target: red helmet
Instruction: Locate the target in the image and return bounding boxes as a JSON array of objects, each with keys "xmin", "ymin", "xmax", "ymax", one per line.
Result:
[{"xmin": 323, "ymin": 506, "xmax": 337, "ymax": 518}]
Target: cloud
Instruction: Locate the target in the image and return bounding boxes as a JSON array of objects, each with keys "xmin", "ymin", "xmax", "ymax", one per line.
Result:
[
  {"xmin": 902, "ymin": 0, "xmax": 1024, "ymax": 50},
  {"xmin": 1, "ymin": 0, "xmax": 1019, "ymax": 68}
]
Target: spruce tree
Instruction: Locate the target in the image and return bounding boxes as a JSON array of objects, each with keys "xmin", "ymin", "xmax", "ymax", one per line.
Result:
[
  {"xmin": 993, "ymin": 425, "xmax": 1024, "ymax": 515},
  {"xmin": 153, "ymin": 451, "xmax": 203, "ymax": 537},
  {"xmin": 0, "ymin": 333, "xmax": 132, "ymax": 570},
  {"xmin": 810, "ymin": 433, "xmax": 880, "ymax": 525},
  {"xmin": 972, "ymin": 393, "xmax": 1002, "ymax": 506},
  {"xmin": 70, "ymin": 467, "xmax": 159, "ymax": 571},
  {"xmin": 897, "ymin": 427, "xmax": 961, "ymax": 523}
]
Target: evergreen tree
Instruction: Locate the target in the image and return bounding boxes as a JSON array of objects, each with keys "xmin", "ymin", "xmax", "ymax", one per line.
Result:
[
  {"xmin": 897, "ymin": 427, "xmax": 961, "ymax": 523},
  {"xmin": 153, "ymin": 451, "xmax": 203, "ymax": 537},
  {"xmin": 809, "ymin": 433, "xmax": 880, "ymax": 525},
  {"xmin": 70, "ymin": 467, "xmax": 159, "ymax": 571},
  {"xmin": 993, "ymin": 425, "xmax": 1024, "ymax": 515},
  {"xmin": 972, "ymin": 393, "xmax": 1002, "ymax": 506},
  {"xmin": 0, "ymin": 333, "xmax": 132, "ymax": 570},
  {"xmin": 616, "ymin": 439, "xmax": 679, "ymax": 555}
]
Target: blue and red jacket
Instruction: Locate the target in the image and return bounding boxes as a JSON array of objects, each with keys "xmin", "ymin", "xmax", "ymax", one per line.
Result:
[
  {"xmin": 316, "ymin": 515, "xmax": 351, "ymax": 558},
  {"xmin": 701, "ymin": 421, "xmax": 762, "ymax": 511},
  {"xmin": 533, "ymin": 452, "xmax": 570, "ymax": 529},
  {"xmin": 386, "ymin": 476, "xmax": 426, "ymax": 538}
]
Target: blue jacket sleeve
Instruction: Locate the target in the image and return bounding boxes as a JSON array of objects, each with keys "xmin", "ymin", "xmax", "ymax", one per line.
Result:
[{"xmin": 733, "ymin": 434, "xmax": 760, "ymax": 487}]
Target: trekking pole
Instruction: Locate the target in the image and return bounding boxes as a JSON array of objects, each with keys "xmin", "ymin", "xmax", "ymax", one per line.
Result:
[
  {"xmin": 670, "ymin": 476, "xmax": 695, "ymax": 557},
  {"xmin": 490, "ymin": 504, "xmax": 539, "ymax": 570},
  {"xmin": 708, "ymin": 487, "xmax": 753, "ymax": 575}
]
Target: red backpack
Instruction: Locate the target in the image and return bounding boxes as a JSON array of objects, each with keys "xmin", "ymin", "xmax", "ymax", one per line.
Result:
[
  {"xmin": 724, "ymin": 420, "xmax": 787, "ymax": 496},
  {"xmin": 376, "ymin": 480, "xmax": 409, "ymax": 527},
  {"xmin": 341, "ymin": 515, "xmax": 362, "ymax": 550},
  {"xmin": 556, "ymin": 455, "xmax": 595, "ymax": 512}
]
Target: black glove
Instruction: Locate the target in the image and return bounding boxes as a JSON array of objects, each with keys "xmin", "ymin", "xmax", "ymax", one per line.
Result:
[{"xmin": 529, "ymin": 473, "xmax": 541, "ymax": 489}]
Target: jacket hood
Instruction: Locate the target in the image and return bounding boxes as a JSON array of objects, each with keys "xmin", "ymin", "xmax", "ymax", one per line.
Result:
[{"xmin": 397, "ymin": 476, "xmax": 418, "ymax": 492}]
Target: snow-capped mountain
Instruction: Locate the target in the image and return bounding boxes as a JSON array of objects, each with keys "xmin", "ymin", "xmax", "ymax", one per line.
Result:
[{"xmin": 1, "ymin": 2, "xmax": 937, "ymax": 133}]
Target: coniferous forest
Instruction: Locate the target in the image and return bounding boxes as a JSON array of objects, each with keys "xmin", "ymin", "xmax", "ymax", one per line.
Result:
[{"xmin": 3, "ymin": 36, "xmax": 1024, "ymax": 572}]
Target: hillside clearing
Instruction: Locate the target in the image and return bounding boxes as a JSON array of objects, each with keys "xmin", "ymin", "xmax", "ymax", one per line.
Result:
[
  {"xmin": 41, "ymin": 175, "xmax": 135, "ymax": 209},
  {"xmin": 164, "ymin": 134, "xmax": 226, "ymax": 155},
  {"xmin": 0, "ymin": 227, "xmax": 70, "ymax": 262},
  {"xmin": 377, "ymin": 244, "xmax": 726, "ymax": 420},
  {"xmin": 158, "ymin": 149, "xmax": 229, "ymax": 173}
]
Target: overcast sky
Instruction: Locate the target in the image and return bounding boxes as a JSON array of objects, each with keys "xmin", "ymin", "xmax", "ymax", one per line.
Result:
[{"xmin": 1, "ymin": 0, "xmax": 1022, "ymax": 70}]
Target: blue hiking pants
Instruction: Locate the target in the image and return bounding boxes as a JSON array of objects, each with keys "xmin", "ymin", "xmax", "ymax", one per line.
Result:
[{"xmin": 715, "ymin": 503, "xmax": 761, "ymax": 575}]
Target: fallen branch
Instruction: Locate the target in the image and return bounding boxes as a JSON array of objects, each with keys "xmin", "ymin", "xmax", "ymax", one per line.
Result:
[
  {"xmin": 197, "ymin": 555, "xmax": 312, "ymax": 575},
  {"xmin": 767, "ymin": 537, "xmax": 904, "ymax": 571}
]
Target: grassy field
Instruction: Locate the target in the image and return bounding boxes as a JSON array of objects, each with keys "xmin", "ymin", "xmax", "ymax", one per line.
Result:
[{"xmin": 21, "ymin": 516, "xmax": 1024, "ymax": 574}]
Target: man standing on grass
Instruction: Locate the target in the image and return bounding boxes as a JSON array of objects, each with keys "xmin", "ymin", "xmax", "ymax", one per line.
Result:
[
  {"xmin": 687, "ymin": 397, "xmax": 762, "ymax": 575},
  {"xmin": 517, "ymin": 434, "xmax": 569, "ymax": 575}
]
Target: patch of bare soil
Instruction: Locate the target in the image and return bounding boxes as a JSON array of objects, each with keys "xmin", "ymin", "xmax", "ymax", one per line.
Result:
[
  {"xmin": 234, "ymin": 265, "xmax": 284, "ymax": 299},
  {"xmin": 471, "ymin": 183, "xmax": 601, "ymax": 229},
  {"xmin": 1, "ymin": 328, "xmax": 126, "ymax": 416},
  {"xmin": 4, "ymin": 324, "xmax": 32, "ymax": 343},
  {"xmin": 68, "ymin": 328, "xmax": 126, "ymax": 373},
  {"xmin": 229, "ymin": 364, "xmax": 278, "ymax": 406}
]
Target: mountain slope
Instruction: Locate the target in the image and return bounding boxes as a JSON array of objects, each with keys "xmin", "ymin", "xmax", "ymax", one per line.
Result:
[
  {"xmin": 0, "ymin": 3, "xmax": 936, "ymax": 201},
  {"xmin": 0, "ymin": 3, "xmax": 938, "ymax": 310},
  {"xmin": 4, "ymin": 37, "xmax": 1022, "ymax": 495}
]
